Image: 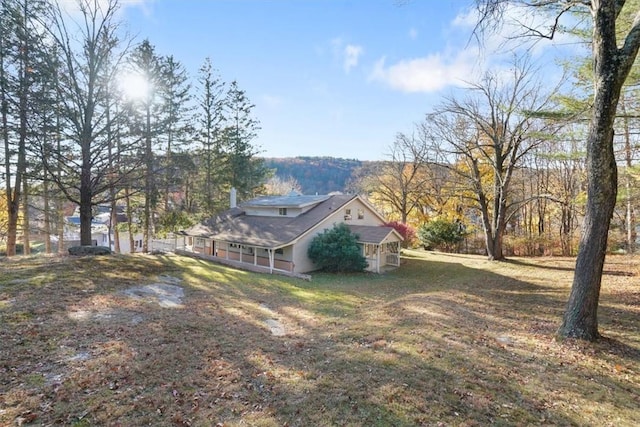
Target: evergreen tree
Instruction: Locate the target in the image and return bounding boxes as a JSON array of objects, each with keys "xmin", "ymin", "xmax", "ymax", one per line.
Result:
[
  {"xmin": 159, "ymin": 55, "xmax": 192, "ymax": 214},
  {"xmin": 1, "ymin": 0, "xmax": 49, "ymax": 256},
  {"xmin": 125, "ymin": 39, "xmax": 165, "ymax": 252},
  {"xmin": 194, "ymin": 57, "xmax": 226, "ymax": 215},
  {"xmin": 223, "ymin": 80, "xmax": 267, "ymax": 201}
]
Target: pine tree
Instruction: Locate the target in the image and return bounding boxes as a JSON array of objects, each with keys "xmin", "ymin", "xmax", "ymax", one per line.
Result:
[
  {"xmin": 125, "ymin": 39, "xmax": 165, "ymax": 252},
  {"xmin": 159, "ymin": 55, "xmax": 192, "ymax": 215},
  {"xmin": 222, "ymin": 80, "xmax": 267, "ymax": 201},
  {"xmin": 194, "ymin": 57, "xmax": 226, "ymax": 215}
]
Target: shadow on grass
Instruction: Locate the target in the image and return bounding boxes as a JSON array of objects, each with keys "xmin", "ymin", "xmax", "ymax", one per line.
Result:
[
  {"xmin": 505, "ymin": 256, "xmax": 636, "ymax": 277},
  {"xmin": 1, "ymin": 252, "xmax": 639, "ymax": 426}
]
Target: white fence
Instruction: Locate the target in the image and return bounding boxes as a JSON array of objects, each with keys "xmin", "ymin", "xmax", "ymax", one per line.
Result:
[{"xmin": 150, "ymin": 238, "xmax": 178, "ymax": 253}]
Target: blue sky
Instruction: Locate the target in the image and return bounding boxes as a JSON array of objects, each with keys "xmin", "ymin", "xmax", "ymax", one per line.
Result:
[{"xmin": 117, "ymin": 0, "xmax": 572, "ymax": 160}]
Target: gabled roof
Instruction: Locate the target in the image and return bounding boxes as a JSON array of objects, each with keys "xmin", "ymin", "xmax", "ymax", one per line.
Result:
[
  {"xmin": 185, "ymin": 194, "xmax": 357, "ymax": 248},
  {"xmin": 347, "ymin": 225, "xmax": 404, "ymax": 244}
]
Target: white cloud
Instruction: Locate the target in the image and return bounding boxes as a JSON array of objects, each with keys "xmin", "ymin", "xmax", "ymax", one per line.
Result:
[
  {"xmin": 369, "ymin": 4, "xmax": 580, "ymax": 94},
  {"xmin": 343, "ymin": 44, "xmax": 363, "ymax": 73},
  {"xmin": 408, "ymin": 28, "xmax": 418, "ymax": 40},
  {"xmin": 330, "ymin": 38, "xmax": 364, "ymax": 74},
  {"xmin": 369, "ymin": 49, "xmax": 479, "ymax": 93}
]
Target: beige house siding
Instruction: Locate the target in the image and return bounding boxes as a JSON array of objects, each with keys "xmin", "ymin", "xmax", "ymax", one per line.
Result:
[
  {"xmin": 292, "ymin": 198, "xmax": 389, "ymax": 273},
  {"xmin": 244, "ymin": 207, "xmax": 303, "ymax": 217},
  {"xmin": 181, "ymin": 194, "xmax": 401, "ymax": 276}
]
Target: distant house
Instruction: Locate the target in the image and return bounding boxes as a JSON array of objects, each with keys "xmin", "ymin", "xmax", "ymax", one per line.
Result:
[
  {"xmin": 66, "ymin": 205, "xmax": 144, "ymax": 254},
  {"xmin": 178, "ymin": 191, "xmax": 403, "ymax": 275}
]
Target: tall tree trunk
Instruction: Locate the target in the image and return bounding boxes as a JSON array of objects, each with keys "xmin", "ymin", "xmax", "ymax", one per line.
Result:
[
  {"xmin": 80, "ymin": 131, "xmax": 93, "ymax": 246},
  {"xmin": 56, "ymin": 111, "xmax": 65, "ymax": 254},
  {"xmin": 618, "ymin": 98, "xmax": 636, "ymax": 253},
  {"xmin": 56, "ymin": 194, "xmax": 65, "ymax": 254},
  {"xmin": 1, "ymin": 52, "xmax": 18, "ymax": 256},
  {"xmin": 559, "ymin": 0, "xmax": 636, "ymax": 340},
  {"xmin": 21, "ymin": 177, "xmax": 30, "ymax": 255},
  {"xmin": 125, "ymin": 186, "xmax": 135, "ymax": 252},
  {"xmin": 625, "ymin": 170, "xmax": 635, "ymax": 253},
  {"xmin": 43, "ymin": 176, "xmax": 51, "ymax": 253},
  {"xmin": 143, "ymin": 104, "xmax": 152, "ymax": 253}
]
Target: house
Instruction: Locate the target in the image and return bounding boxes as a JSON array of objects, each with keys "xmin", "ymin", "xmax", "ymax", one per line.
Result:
[
  {"xmin": 178, "ymin": 191, "xmax": 403, "ymax": 275},
  {"xmin": 66, "ymin": 205, "xmax": 145, "ymax": 254}
]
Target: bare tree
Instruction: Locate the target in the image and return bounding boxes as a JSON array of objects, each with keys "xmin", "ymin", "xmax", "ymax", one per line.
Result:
[
  {"xmin": 43, "ymin": 0, "xmax": 132, "ymax": 246},
  {"xmin": 360, "ymin": 131, "xmax": 433, "ymax": 224},
  {"xmin": 476, "ymin": 0, "xmax": 640, "ymax": 340},
  {"xmin": 424, "ymin": 57, "xmax": 558, "ymax": 260},
  {"xmin": 264, "ymin": 175, "xmax": 302, "ymax": 195}
]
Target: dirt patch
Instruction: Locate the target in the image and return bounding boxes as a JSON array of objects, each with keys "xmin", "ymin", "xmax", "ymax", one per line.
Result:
[{"xmin": 121, "ymin": 276, "xmax": 184, "ymax": 308}]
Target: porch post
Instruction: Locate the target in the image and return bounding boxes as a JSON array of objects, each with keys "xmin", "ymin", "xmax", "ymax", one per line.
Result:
[
  {"xmin": 376, "ymin": 244, "xmax": 381, "ymax": 273},
  {"xmin": 254, "ymin": 247, "xmax": 257, "ymax": 266},
  {"xmin": 268, "ymin": 249, "xmax": 274, "ymax": 273}
]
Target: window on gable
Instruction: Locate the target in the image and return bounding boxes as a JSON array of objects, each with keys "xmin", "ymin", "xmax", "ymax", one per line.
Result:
[
  {"xmin": 344, "ymin": 208, "xmax": 352, "ymax": 220},
  {"xmin": 357, "ymin": 209, "xmax": 364, "ymax": 220},
  {"xmin": 279, "ymin": 208, "xmax": 287, "ymax": 216}
]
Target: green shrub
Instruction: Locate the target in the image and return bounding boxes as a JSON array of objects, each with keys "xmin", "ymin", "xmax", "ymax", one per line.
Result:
[
  {"xmin": 307, "ymin": 223, "xmax": 368, "ymax": 273},
  {"xmin": 418, "ymin": 219, "xmax": 466, "ymax": 252}
]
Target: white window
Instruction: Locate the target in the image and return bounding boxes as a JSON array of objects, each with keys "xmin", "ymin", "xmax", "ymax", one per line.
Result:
[
  {"xmin": 357, "ymin": 209, "xmax": 365, "ymax": 220},
  {"xmin": 279, "ymin": 208, "xmax": 287, "ymax": 216}
]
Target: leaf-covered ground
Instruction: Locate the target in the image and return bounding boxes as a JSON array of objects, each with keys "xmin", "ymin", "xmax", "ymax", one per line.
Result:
[{"xmin": 1, "ymin": 250, "xmax": 638, "ymax": 426}]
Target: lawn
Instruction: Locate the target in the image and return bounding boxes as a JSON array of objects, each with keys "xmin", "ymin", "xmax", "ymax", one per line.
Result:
[{"xmin": 1, "ymin": 250, "xmax": 638, "ymax": 426}]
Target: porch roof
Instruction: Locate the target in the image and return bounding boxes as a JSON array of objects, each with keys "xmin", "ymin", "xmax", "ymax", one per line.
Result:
[{"xmin": 347, "ymin": 225, "xmax": 403, "ymax": 245}]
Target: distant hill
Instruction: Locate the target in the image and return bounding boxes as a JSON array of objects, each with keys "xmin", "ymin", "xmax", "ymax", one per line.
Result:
[{"xmin": 262, "ymin": 156, "xmax": 368, "ymax": 195}]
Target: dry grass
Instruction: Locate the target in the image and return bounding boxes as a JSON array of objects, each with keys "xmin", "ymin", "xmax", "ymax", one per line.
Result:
[{"xmin": 1, "ymin": 250, "xmax": 639, "ymax": 426}]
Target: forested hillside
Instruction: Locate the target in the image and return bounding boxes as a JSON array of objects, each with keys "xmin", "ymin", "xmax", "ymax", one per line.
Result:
[{"xmin": 263, "ymin": 157, "xmax": 371, "ymax": 195}]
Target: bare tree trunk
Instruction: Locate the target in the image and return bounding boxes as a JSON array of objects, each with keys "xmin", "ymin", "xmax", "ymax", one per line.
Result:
[
  {"xmin": 80, "ymin": 139, "xmax": 93, "ymax": 246},
  {"xmin": 125, "ymin": 186, "xmax": 135, "ymax": 252},
  {"xmin": 56, "ymin": 111, "xmax": 65, "ymax": 254},
  {"xmin": 21, "ymin": 177, "xmax": 30, "ymax": 255},
  {"xmin": 625, "ymin": 171, "xmax": 635, "ymax": 253},
  {"xmin": 1, "ymin": 68, "xmax": 19, "ymax": 256},
  {"xmin": 143, "ymin": 104, "xmax": 152, "ymax": 253},
  {"xmin": 559, "ymin": 0, "xmax": 639, "ymax": 340},
  {"xmin": 43, "ymin": 177, "xmax": 51, "ymax": 253},
  {"xmin": 56, "ymin": 195, "xmax": 65, "ymax": 254}
]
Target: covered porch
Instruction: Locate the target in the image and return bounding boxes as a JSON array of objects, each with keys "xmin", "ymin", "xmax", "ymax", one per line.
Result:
[
  {"xmin": 176, "ymin": 235, "xmax": 305, "ymax": 277},
  {"xmin": 347, "ymin": 225, "xmax": 403, "ymax": 274},
  {"xmin": 362, "ymin": 241, "xmax": 401, "ymax": 273}
]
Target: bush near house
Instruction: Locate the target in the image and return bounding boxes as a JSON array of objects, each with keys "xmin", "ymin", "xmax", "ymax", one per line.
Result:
[
  {"xmin": 418, "ymin": 218, "xmax": 466, "ymax": 252},
  {"xmin": 307, "ymin": 223, "xmax": 368, "ymax": 272}
]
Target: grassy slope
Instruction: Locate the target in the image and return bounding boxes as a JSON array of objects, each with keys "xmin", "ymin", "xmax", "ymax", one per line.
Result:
[{"xmin": 0, "ymin": 250, "xmax": 638, "ymax": 426}]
